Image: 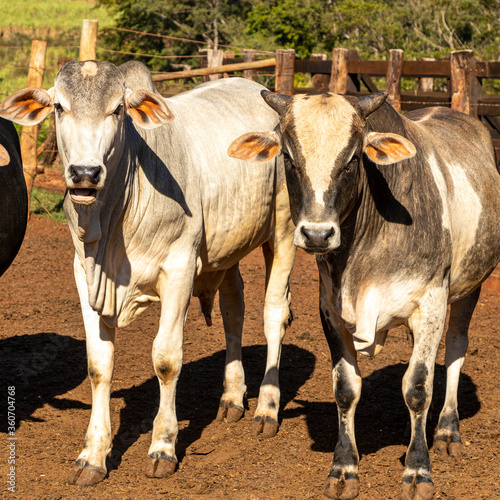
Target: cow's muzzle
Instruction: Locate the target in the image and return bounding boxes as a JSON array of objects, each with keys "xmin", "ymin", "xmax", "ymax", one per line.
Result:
[
  {"xmin": 68, "ymin": 164, "xmax": 103, "ymax": 205},
  {"xmin": 294, "ymin": 222, "xmax": 340, "ymax": 254}
]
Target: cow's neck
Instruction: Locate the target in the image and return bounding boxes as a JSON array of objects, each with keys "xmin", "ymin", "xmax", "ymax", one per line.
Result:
[
  {"xmin": 65, "ymin": 142, "xmax": 135, "ymax": 319},
  {"xmin": 329, "ymin": 150, "xmax": 414, "ymax": 279}
]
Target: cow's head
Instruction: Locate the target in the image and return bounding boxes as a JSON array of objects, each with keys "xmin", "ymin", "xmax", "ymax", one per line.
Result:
[
  {"xmin": 228, "ymin": 91, "xmax": 416, "ymax": 254},
  {"xmin": 0, "ymin": 61, "xmax": 173, "ymax": 206}
]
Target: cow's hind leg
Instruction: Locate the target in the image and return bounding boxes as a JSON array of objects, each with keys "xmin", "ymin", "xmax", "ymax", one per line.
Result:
[
  {"xmin": 145, "ymin": 256, "xmax": 196, "ymax": 478},
  {"xmin": 434, "ymin": 286, "xmax": 480, "ymax": 458},
  {"xmin": 216, "ymin": 264, "xmax": 247, "ymax": 423},
  {"xmin": 253, "ymin": 239, "xmax": 295, "ymax": 438},
  {"xmin": 402, "ymin": 287, "xmax": 448, "ymax": 500},
  {"xmin": 69, "ymin": 268, "xmax": 115, "ymax": 486}
]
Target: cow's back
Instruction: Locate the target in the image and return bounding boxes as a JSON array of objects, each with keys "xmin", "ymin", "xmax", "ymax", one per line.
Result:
[
  {"xmin": 0, "ymin": 118, "xmax": 27, "ymax": 276},
  {"xmin": 405, "ymin": 107, "xmax": 500, "ymax": 298},
  {"xmin": 169, "ymin": 78, "xmax": 284, "ymax": 268}
]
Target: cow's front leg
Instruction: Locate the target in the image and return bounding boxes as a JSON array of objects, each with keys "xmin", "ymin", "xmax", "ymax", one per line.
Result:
[
  {"xmin": 145, "ymin": 256, "xmax": 195, "ymax": 478},
  {"xmin": 216, "ymin": 264, "xmax": 247, "ymax": 423},
  {"xmin": 321, "ymin": 297, "xmax": 362, "ymax": 500},
  {"xmin": 435, "ymin": 287, "xmax": 480, "ymax": 458},
  {"xmin": 253, "ymin": 239, "xmax": 295, "ymax": 438},
  {"xmin": 69, "ymin": 268, "xmax": 115, "ymax": 486},
  {"xmin": 402, "ymin": 287, "xmax": 448, "ymax": 500}
]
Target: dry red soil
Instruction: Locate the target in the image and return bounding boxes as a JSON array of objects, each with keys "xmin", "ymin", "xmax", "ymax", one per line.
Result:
[{"xmin": 1, "ymin": 214, "xmax": 499, "ymax": 500}]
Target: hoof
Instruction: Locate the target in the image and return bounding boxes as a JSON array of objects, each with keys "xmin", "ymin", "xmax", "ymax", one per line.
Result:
[
  {"xmin": 68, "ymin": 461, "xmax": 106, "ymax": 486},
  {"xmin": 324, "ymin": 476, "xmax": 360, "ymax": 499},
  {"xmin": 434, "ymin": 437, "xmax": 462, "ymax": 458},
  {"xmin": 448, "ymin": 441, "xmax": 462, "ymax": 458},
  {"xmin": 216, "ymin": 402, "xmax": 244, "ymax": 423},
  {"xmin": 252, "ymin": 415, "xmax": 278, "ymax": 438},
  {"xmin": 401, "ymin": 479, "xmax": 434, "ymax": 500},
  {"xmin": 144, "ymin": 453, "xmax": 177, "ymax": 478}
]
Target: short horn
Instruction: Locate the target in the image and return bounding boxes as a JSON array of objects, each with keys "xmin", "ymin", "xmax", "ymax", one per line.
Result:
[
  {"xmin": 261, "ymin": 90, "xmax": 292, "ymax": 115},
  {"xmin": 357, "ymin": 92, "xmax": 388, "ymax": 118}
]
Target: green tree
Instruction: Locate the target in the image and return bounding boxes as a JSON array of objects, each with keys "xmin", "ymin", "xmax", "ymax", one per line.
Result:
[
  {"xmin": 245, "ymin": 0, "xmax": 336, "ymax": 59},
  {"xmin": 97, "ymin": 0, "xmax": 256, "ymax": 71},
  {"xmin": 97, "ymin": 0, "xmax": 500, "ymax": 67}
]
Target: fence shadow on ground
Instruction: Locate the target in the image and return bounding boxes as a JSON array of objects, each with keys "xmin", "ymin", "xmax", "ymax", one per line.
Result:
[{"xmin": 0, "ymin": 332, "xmax": 89, "ymax": 433}]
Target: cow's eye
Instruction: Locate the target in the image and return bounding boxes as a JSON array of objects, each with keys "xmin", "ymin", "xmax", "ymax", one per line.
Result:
[
  {"xmin": 113, "ymin": 104, "xmax": 123, "ymax": 116},
  {"xmin": 54, "ymin": 103, "xmax": 63, "ymax": 114},
  {"xmin": 343, "ymin": 156, "xmax": 359, "ymax": 173},
  {"xmin": 283, "ymin": 151, "xmax": 294, "ymax": 166}
]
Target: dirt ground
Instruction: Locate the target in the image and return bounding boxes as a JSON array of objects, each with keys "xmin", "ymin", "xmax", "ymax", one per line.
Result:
[{"xmin": 1, "ymin": 211, "xmax": 500, "ymax": 500}]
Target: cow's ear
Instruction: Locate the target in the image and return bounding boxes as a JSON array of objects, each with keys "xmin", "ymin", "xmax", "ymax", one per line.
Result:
[
  {"xmin": 228, "ymin": 132, "xmax": 281, "ymax": 163},
  {"xmin": 365, "ymin": 132, "xmax": 416, "ymax": 165},
  {"xmin": 126, "ymin": 90, "xmax": 174, "ymax": 129},
  {"xmin": 0, "ymin": 87, "xmax": 54, "ymax": 126},
  {"xmin": 0, "ymin": 145, "xmax": 10, "ymax": 166}
]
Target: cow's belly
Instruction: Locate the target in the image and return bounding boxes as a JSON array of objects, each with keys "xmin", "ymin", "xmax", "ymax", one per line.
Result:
[
  {"xmin": 430, "ymin": 156, "xmax": 500, "ymax": 300},
  {"xmin": 200, "ymin": 164, "xmax": 277, "ymax": 270}
]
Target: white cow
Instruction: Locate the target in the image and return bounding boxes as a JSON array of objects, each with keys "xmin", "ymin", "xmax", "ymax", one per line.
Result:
[{"xmin": 0, "ymin": 61, "xmax": 295, "ymax": 485}]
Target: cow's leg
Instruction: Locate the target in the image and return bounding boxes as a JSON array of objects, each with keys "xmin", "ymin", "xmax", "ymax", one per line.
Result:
[
  {"xmin": 216, "ymin": 264, "xmax": 247, "ymax": 423},
  {"xmin": 402, "ymin": 287, "xmax": 448, "ymax": 500},
  {"xmin": 69, "ymin": 266, "xmax": 115, "ymax": 486},
  {"xmin": 145, "ymin": 255, "xmax": 196, "ymax": 478},
  {"xmin": 253, "ymin": 238, "xmax": 295, "ymax": 438},
  {"xmin": 321, "ymin": 292, "xmax": 362, "ymax": 499},
  {"xmin": 434, "ymin": 286, "xmax": 480, "ymax": 458}
]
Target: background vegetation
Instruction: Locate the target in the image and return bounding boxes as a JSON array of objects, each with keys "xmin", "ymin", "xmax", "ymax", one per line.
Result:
[{"xmin": 97, "ymin": 0, "xmax": 500, "ymax": 65}]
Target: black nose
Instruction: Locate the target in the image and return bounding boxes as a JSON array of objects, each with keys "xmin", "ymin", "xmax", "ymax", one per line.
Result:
[
  {"xmin": 69, "ymin": 165, "xmax": 102, "ymax": 185},
  {"xmin": 301, "ymin": 226, "xmax": 335, "ymax": 247}
]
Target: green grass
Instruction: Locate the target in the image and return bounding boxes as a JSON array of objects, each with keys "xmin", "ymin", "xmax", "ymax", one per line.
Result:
[
  {"xmin": 30, "ymin": 187, "xmax": 66, "ymax": 223},
  {"xmin": 2, "ymin": 0, "xmax": 114, "ymax": 29}
]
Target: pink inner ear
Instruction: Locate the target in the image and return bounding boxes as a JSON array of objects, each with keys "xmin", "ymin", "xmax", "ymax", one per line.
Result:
[{"xmin": 0, "ymin": 145, "xmax": 9, "ymax": 166}]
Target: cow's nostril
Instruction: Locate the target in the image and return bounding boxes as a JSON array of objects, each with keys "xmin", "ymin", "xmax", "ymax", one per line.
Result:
[
  {"xmin": 88, "ymin": 166, "xmax": 101, "ymax": 183},
  {"xmin": 301, "ymin": 226, "xmax": 312, "ymax": 242},
  {"xmin": 323, "ymin": 227, "xmax": 334, "ymax": 241}
]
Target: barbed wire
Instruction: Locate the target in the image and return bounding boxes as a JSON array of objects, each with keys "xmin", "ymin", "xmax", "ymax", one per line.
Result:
[
  {"xmin": 100, "ymin": 26, "xmax": 275, "ymax": 55},
  {"xmin": 97, "ymin": 47, "xmax": 202, "ymax": 59}
]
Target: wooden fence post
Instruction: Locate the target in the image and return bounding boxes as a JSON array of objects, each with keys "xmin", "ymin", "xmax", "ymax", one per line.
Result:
[
  {"xmin": 79, "ymin": 19, "xmax": 98, "ymax": 61},
  {"xmin": 310, "ymin": 53, "xmax": 329, "ymax": 91},
  {"xmin": 386, "ymin": 49, "xmax": 403, "ymax": 112},
  {"xmin": 329, "ymin": 48, "xmax": 350, "ymax": 93},
  {"xmin": 450, "ymin": 50, "xmax": 480, "ymax": 116},
  {"xmin": 207, "ymin": 49, "xmax": 224, "ymax": 80},
  {"xmin": 418, "ymin": 57, "xmax": 435, "ymax": 92},
  {"xmin": 20, "ymin": 40, "xmax": 47, "ymax": 211},
  {"xmin": 275, "ymin": 49, "xmax": 295, "ymax": 95},
  {"xmin": 243, "ymin": 49, "xmax": 257, "ymax": 81}
]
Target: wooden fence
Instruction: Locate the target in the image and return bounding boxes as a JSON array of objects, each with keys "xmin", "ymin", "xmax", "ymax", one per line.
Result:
[{"xmin": 158, "ymin": 47, "xmax": 500, "ymax": 163}]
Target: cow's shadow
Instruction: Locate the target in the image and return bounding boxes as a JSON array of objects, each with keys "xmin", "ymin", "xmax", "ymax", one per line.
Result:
[
  {"xmin": 0, "ymin": 332, "xmax": 89, "ymax": 432},
  {"xmin": 290, "ymin": 361, "xmax": 480, "ymax": 458},
  {"xmin": 108, "ymin": 343, "xmax": 316, "ymax": 472}
]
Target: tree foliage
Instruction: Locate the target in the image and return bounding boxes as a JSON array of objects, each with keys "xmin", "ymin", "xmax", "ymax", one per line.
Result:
[
  {"xmin": 97, "ymin": 0, "xmax": 255, "ymax": 71},
  {"xmin": 98, "ymin": 0, "xmax": 500, "ymax": 67}
]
